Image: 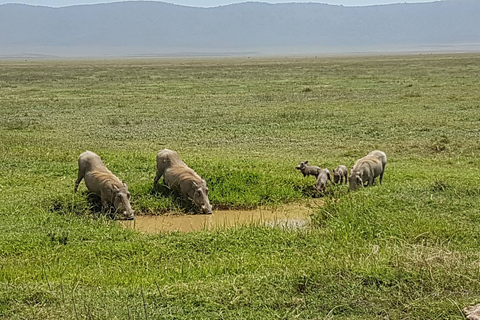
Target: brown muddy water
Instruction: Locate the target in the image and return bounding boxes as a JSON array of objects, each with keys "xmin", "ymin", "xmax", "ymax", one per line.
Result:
[{"xmin": 119, "ymin": 200, "xmax": 322, "ymax": 233}]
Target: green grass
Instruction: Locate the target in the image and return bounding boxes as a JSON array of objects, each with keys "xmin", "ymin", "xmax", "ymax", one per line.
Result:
[{"xmin": 1, "ymin": 53, "xmax": 480, "ymax": 319}]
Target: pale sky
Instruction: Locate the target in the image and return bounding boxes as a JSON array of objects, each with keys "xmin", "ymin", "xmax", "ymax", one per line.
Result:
[{"xmin": 0, "ymin": 0, "xmax": 438, "ymax": 8}]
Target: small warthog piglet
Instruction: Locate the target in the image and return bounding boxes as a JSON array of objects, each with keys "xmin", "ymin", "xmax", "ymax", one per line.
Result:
[
  {"xmin": 296, "ymin": 161, "xmax": 322, "ymax": 178},
  {"xmin": 315, "ymin": 168, "xmax": 332, "ymax": 193},
  {"xmin": 333, "ymin": 165, "xmax": 348, "ymax": 184}
]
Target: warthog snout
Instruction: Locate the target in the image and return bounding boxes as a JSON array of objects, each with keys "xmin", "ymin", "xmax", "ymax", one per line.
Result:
[
  {"xmin": 202, "ymin": 204, "xmax": 213, "ymax": 215},
  {"xmin": 193, "ymin": 185, "xmax": 212, "ymax": 215},
  {"xmin": 296, "ymin": 161, "xmax": 307, "ymax": 170},
  {"xmin": 349, "ymin": 174, "xmax": 362, "ymax": 191},
  {"xmin": 115, "ymin": 204, "xmax": 135, "ymax": 220},
  {"xmin": 118, "ymin": 209, "xmax": 135, "ymax": 220},
  {"xmin": 114, "ymin": 189, "xmax": 135, "ymax": 220}
]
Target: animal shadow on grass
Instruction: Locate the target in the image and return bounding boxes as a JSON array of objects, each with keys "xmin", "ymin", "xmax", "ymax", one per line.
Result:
[
  {"xmin": 293, "ymin": 183, "xmax": 337, "ymax": 198},
  {"xmin": 431, "ymin": 180, "xmax": 450, "ymax": 192},
  {"xmin": 151, "ymin": 183, "xmax": 200, "ymax": 214},
  {"xmin": 50, "ymin": 191, "xmax": 125, "ymax": 220},
  {"xmin": 293, "ymin": 184, "xmax": 318, "ymax": 198},
  {"xmin": 314, "ymin": 188, "xmax": 337, "ymax": 198}
]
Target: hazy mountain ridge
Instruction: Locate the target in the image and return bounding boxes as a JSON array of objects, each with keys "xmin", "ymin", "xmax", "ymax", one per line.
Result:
[{"xmin": 1, "ymin": 1, "xmax": 479, "ymax": 57}]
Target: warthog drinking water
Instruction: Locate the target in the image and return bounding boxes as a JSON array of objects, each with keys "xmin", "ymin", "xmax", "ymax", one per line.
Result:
[
  {"xmin": 333, "ymin": 165, "xmax": 348, "ymax": 184},
  {"xmin": 349, "ymin": 151, "xmax": 387, "ymax": 191},
  {"xmin": 154, "ymin": 149, "xmax": 212, "ymax": 214},
  {"xmin": 296, "ymin": 161, "xmax": 322, "ymax": 178},
  {"xmin": 315, "ymin": 168, "xmax": 331, "ymax": 193},
  {"xmin": 74, "ymin": 151, "xmax": 134, "ymax": 220}
]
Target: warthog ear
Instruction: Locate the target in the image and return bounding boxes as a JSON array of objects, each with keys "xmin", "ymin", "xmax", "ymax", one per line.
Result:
[
  {"xmin": 113, "ymin": 185, "xmax": 119, "ymax": 192},
  {"xmin": 192, "ymin": 181, "xmax": 198, "ymax": 189},
  {"xmin": 122, "ymin": 181, "xmax": 128, "ymax": 190},
  {"xmin": 305, "ymin": 161, "xmax": 309, "ymax": 164}
]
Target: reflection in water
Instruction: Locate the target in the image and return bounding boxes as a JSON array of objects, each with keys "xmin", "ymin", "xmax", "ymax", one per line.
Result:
[{"xmin": 120, "ymin": 201, "xmax": 321, "ymax": 233}]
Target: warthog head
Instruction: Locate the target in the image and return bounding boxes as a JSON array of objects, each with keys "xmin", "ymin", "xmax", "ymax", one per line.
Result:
[
  {"xmin": 296, "ymin": 161, "xmax": 308, "ymax": 171},
  {"xmin": 348, "ymin": 171, "xmax": 363, "ymax": 191},
  {"xmin": 315, "ymin": 179, "xmax": 327, "ymax": 193},
  {"xmin": 333, "ymin": 170, "xmax": 342, "ymax": 184},
  {"xmin": 192, "ymin": 180, "xmax": 212, "ymax": 215},
  {"xmin": 113, "ymin": 184, "xmax": 135, "ymax": 220}
]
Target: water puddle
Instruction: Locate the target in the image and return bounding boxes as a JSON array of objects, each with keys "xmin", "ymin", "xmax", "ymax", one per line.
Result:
[{"xmin": 119, "ymin": 200, "xmax": 322, "ymax": 233}]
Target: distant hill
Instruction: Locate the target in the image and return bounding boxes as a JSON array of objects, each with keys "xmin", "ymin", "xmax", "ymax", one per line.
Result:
[{"xmin": 1, "ymin": 0, "xmax": 479, "ymax": 57}]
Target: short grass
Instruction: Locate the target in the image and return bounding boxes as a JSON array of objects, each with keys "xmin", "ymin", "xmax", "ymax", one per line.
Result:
[{"xmin": 1, "ymin": 53, "xmax": 480, "ymax": 319}]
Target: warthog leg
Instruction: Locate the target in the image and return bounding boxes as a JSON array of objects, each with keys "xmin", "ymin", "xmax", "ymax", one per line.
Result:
[
  {"xmin": 102, "ymin": 201, "xmax": 111, "ymax": 212},
  {"xmin": 153, "ymin": 172, "xmax": 162, "ymax": 185},
  {"xmin": 74, "ymin": 172, "xmax": 84, "ymax": 193}
]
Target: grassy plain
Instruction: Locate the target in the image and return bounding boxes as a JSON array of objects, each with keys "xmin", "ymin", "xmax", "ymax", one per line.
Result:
[{"xmin": 1, "ymin": 53, "xmax": 480, "ymax": 319}]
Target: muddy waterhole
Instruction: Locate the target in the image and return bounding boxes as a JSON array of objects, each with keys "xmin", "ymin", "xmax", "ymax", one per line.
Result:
[{"xmin": 119, "ymin": 200, "xmax": 322, "ymax": 233}]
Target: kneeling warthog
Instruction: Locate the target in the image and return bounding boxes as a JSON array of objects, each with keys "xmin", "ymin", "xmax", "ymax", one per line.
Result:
[
  {"xmin": 349, "ymin": 155, "xmax": 384, "ymax": 191},
  {"xmin": 296, "ymin": 161, "xmax": 322, "ymax": 178},
  {"xmin": 154, "ymin": 149, "xmax": 212, "ymax": 214},
  {"xmin": 315, "ymin": 168, "xmax": 331, "ymax": 193},
  {"xmin": 74, "ymin": 151, "xmax": 134, "ymax": 220},
  {"xmin": 333, "ymin": 165, "xmax": 348, "ymax": 184}
]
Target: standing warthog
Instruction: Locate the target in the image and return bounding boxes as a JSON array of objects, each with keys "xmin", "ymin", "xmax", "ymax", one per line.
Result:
[
  {"xmin": 333, "ymin": 165, "xmax": 348, "ymax": 184},
  {"xmin": 349, "ymin": 156, "xmax": 383, "ymax": 191},
  {"xmin": 367, "ymin": 150, "xmax": 387, "ymax": 184},
  {"xmin": 154, "ymin": 149, "xmax": 212, "ymax": 215},
  {"xmin": 315, "ymin": 168, "xmax": 332, "ymax": 193},
  {"xmin": 296, "ymin": 161, "xmax": 322, "ymax": 178},
  {"xmin": 74, "ymin": 151, "xmax": 134, "ymax": 220}
]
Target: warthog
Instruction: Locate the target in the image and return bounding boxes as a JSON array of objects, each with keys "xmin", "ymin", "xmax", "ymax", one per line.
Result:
[
  {"xmin": 349, "ymin": 156, "xmax": 383, "ymax": 191},
  {"xmin": 367, "ymin": 150, "xmax": 387, "ymax": 184},
  {"xmin": 333, "ymin": 165, "xmax": 348, "ymax": 184},
  {"xmin": 154, "ymin": 149, "xmax": 212, "ymax": 214},
  {"xmin": 74, "ymin": 151, "xmax": 134, "ymax": 220},
  {"xmin": 315, "ymin": 168, "xmax": 331, "ymax": 193},
  {"xmin": 296, "ymin": 161, "xmax": 322, "ymax": 178}
]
